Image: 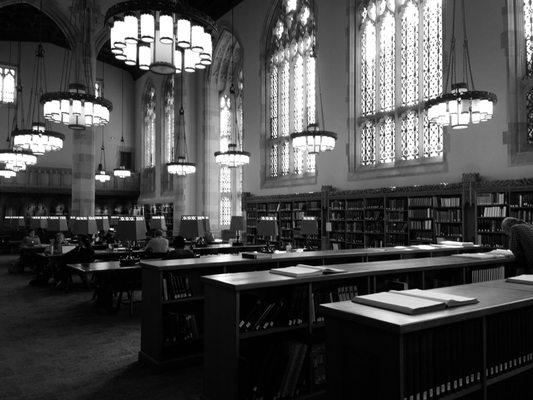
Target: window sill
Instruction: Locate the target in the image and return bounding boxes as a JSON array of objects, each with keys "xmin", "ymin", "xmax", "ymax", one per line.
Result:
[
  {"xmin": 349, "ymin": 157, "xmax": 446, "ymax": 180},
  {"xmin": 262, "ymin": 173, "xmax": 317, "ymax": 189}
]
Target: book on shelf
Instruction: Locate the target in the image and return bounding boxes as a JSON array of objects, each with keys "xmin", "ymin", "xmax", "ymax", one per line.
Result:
[
  {"xmin": 270, "ymin": 264, "xmax": 346, "ymax": 277},
  {"xmin": 163, "ymin": 312, "xmax": 200, "ymax": 343},
  {"xmin": 161, "ymin": 272, "xmax": 193, "ymax": 300},
  {"xmin": 352, "ymin": 292, "xmax": 446, "ymax": 315},
  {"xmin": 391, "ymin": 289, "xmax": 478, "ymax": 307},
  {"xmin": 311, "ymin": 284, "xmax": 358, "ymax": 323},
  {"xmin": 506, "ymin": 275, "xmax": 533, "ymax": 285}
]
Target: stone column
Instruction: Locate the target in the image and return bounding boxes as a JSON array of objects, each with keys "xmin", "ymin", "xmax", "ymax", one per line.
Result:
[{"xmin": 70, "ymin": 0, "xmax": 96, "ymax": 217}]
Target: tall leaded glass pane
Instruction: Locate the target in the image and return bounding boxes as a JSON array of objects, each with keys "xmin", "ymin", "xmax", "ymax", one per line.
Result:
[
  {"xmin": 526, "ymin": 89, "xmax": 533, "ymax": 143},
  {"xmin": 294, "ymin": 148, "xmax": 304, "ymax": 175},
  {"xmin": 423, "ymin": 0, "xmax": 442, "ymax": 101},
  {"xmin": 525, "ymin": 0, "xmax": 533, "ymax": 76},
  {"xmin": 306, "ymin": 54, "xmax": 316, "ymax": 125},
  {"xmin": 164, "ymin": 77, "xmax": 174, "ymax": 163},
  {"xmin": 361, "ymin": 120, "xmax": 376, "ymax": 166},
  {"xmin": 423, "ymin": 112, "xmax": 443, "ymax": 157},
  {"xmin": 270, "ymin": 144, "xmax": 278, "ymax": 177},
  {"xmin": 220, "ymin": 197, "xmax": 231, "ymax": 227},
  {"xmin": 143, "ymin": 85, "xmax": 156, "ymax": 168},
  {"xmin": 220, "ymin": 95, "xmax": 232, "ymax": 152},
  {"xmin": 401, "ymin": 111, "xmax": 419, "ymax": 160},
  {"xmin": 307, "ymin": 153, "xmax": 316, "ymax": 174},
  {"xmin": 400, "ymin": 0, "xmax": 419, "ymax": 107},
  {"xmin": 379, "ymin": 9, "xmax": 395, "ymax": 112},
  {"xmin": 280, "ymin": 60, "xmax": 290, "ymax": 137},
  {"xmin": 361, "ymin": 16, "xmax": 376, "ymax": 116},
  {"xmin": 1, "ymin": 66, "xmax": 16, "ymax": 104},
  {"xmin": 294, "ymin": 54, "xmax": 305, "ymax": 132},
  {"xmin": 220, "ymin": 167, "xmax": 231, "ymax": 193},
  {"xmin": 270, "ymin": 63, "xmax": 279, "ymax": 139},
  {"xmin": 379, "ymin": 116, "xmax": 395, "ymax": 164},
  {"xmin": 281, "ymin": 141, "xmax": 290, "ymax": 175}
]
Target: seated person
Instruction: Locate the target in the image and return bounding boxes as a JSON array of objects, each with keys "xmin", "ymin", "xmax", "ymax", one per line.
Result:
[
  {"xmin": 164, "ymin": 236, "xmax": 195, "ymax": 259},
  {"xmin": 22, "ymin": 229, "xmax": 41, "ymax": 247},
  {"xmin": 502, "ymin": 218, "xmax": 533, "ymax": 271},
  {"xmin": 54, "ymin": 235, "xmax": 95, "ymax": 287},
  {"xmin": 104, "ymin": 229, "xmax": 118, "ymax": 246},
  {"xmin": 204, "ymin": 231, "xmax": 215, "ymax": 244},
  {"xmin": 144, "ymin": 229, "xmax": 169, "ymax": 254}
]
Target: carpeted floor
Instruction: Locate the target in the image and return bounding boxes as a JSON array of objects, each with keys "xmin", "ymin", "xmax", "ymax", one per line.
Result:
[{"xmin": 0, "ymin": 255, "xmax": 204, "ymax": 400}]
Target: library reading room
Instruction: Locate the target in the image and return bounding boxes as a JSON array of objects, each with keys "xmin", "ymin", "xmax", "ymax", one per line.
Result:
[{"xmin": 1, "ymin": 0, "xmax": 533, "ymax": 399}]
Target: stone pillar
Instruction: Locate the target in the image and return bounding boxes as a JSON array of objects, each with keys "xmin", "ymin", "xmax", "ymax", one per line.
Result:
[{"xmin": 70, "ymin": 0, "xmax": 96, "ymax": 217}]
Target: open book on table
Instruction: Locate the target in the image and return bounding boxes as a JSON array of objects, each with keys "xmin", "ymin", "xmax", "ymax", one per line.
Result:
[
  {"xmin": 352, "ymin": 292, "xmax": 446, "ymax": 315},
  {"xmin": 270, "ymin": 264, "xmax": 346, "ymax": 278},
  {"xmin": 390, "ymin": 288, "xmax": 478, "ymax": 307},
  {"xmin": 506, "ymin": 275, "xmax": 533, "ymax": 285}
]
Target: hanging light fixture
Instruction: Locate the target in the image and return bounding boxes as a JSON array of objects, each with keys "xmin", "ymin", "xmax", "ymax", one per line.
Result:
[
  {"xmin": 0, "ymin": 42, "xmax": 37, "ymax": 173},
  {"xmin": 290, "ymin": 0, "xmax": 337, "ymax": 154},
  {"xmin": 104, "ymin": 0, "xmax": 217, "ymax": 75},
  {"xmin": 425, "ymin": 0, "xmax": 496, "ymax": 129},
  {"xmin": 95, "ymin": 127, "xmax": 111, "ymax": 183},
  {"xmin": 40, "ymin": 0, "xmax": 112, "ymax": 130},
  {"xmin": 114, "ymin": 72, "xmax": 132, "ymax": 179},
  {"xmin": 214, "ymin": 3, "xmax": 250, "ymax": 168},
  {"xmin": 0, "ymin": 164, "xmax": 16, "ymax": 179},
  {"xmin": 167, "ymin": 67, "xmax": 196, "ymax": 175},
  {"xmin": 12, "ymin": 1, "xmax": 64, "ymax": 155}
]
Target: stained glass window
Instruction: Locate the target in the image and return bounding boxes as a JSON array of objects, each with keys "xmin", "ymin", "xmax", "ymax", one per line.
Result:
[
  {"xmin": 143, "ymin": 83, "xmax": 156, "ymax": 168},
  {"xmin": 358, "ymin": 0, "xmax": 443, "ymax": 167},
  {"xmin": 219, "ymin": 94, "xmax": 232, "ymax": 227},
  {"xmin": 525, "ymin": 0, "xmax": 533, "ymax": 76},
  {"xmin": 0, "ymin": 65, "xmax": 16, "ymax": 104},
  {"xmin": 527, "ymin": 88, "xmax": 533, "ymax": 143},
  {"xmin": 163, "ymin": 77, "xmax": 174, "ymax": 163},
  {"xmin": 267, "ymin": 0, "xmax": 317, "ymax": 179}
]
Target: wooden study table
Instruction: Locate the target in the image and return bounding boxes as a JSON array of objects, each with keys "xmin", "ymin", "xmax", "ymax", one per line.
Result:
[
  {"xmin": 320, "ymin": 279, "xmax": 533, "ymax": 400},
  {"xmin": 201, "ymin": 253, "xmax": 515, "ymax": 400},
  {"xmin": 68, "ymin": 261, "xmax": 140, "ymax": 313}
]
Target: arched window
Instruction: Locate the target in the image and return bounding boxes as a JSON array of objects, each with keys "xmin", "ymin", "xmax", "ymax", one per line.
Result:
[
  {"xmin": 266, "ymin": 0, "xmax": 316, "ymax": 180},
  {"xmin": 0, "ymin": 65, "xmax": 16, "ymax": 104},
  {"xmin": 357, "ymin": 0, "xmax": 443, "ymax": 168},
  {"xmin": 143, "ymin": 83, "xmax": 156, "ymax": 168},
  {"xmin": 163, "ymin": 77, "xmax": 175, "ymax": 163},
  {"xmin": 524, "ymin": 0, "xmax": 533, "ymax": 143}
]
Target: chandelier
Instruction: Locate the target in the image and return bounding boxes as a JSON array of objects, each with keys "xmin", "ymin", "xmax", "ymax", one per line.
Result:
[
  {"xmin": 290, "ymin": 0, "xmax": 337, "ymax": 154},
  {"xmin": 95, "ymin": 127, "xmax": 111, "ymax": 183},
  {"xmin": 0, "ymin": 42, "xmax": 37, "ymax": 173},
  {"xmin": 41, "ymin": 0, "xmax": 112, "ymax": 130},
  {"xmin": 425, "ymin": 0, "xmax": 496, "ymax": 129},
  {"xmin": 114, "ymin": 72, "xmax": 132, "ymax": 179},
  {"xmin": 0, "ymin": 164, "xmax": 16, "ymax": 179},
  {"xmin": 105, "ymin": 0, "xmax": 217, "ymax": 75},
  {"xmin": 214, "ymin": 6, "xmax": 250, "ymax": 168},
  {"xmin": 167, "ymin": 71, "xmax": 196, "ymax": 175},
  {"xmin": 13, "ymin": 2, "xmax": 64, "ymax": 154}
]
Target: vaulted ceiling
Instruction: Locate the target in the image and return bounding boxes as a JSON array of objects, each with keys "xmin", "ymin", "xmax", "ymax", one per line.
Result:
[{"xmin": 0, "ymin": 0, "xmax": 243, "ymax": 79}]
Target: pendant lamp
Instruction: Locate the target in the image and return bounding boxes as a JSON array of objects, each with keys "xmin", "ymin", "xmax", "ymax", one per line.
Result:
[
  {"xmin": 290, "ymin": 0, "xmax": 337, "ymax": 154},
  {"xmin": 167, "ymin": 68, "xmax": 196, "ymax": 175},
  {"xmin": 95, "ymin": 127, "xmax": 111, "ymax": 183},
  {"xmin": 425, "ymin": 0, "xmax": 496, "ymax": 129},
  {"xmin": 40, "ymin": 0, "xmax": 112, "ymax": 130},
  {"xmin": 114, "ymin": 72, "xmax": 132, "ymax": 179},
  {"xmin": 104, "ymin": 0, "xmax": 218, "ymax": 74},
  {"xmin": 214, "ymin": 3, "xmax": 250, "ymax": 168}
]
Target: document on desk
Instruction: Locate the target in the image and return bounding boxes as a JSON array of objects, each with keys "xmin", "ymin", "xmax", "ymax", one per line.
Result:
[
  {"xmin": 506, "ymin": 275, "xmax": 533, "ymax": 285},
  {"xmin": 390, "ymin": 289, "xmax": 478, "ymax": 307},
  {"xmin": 352, "ymin": 292, "xmax": 446, "ymax": 315}
]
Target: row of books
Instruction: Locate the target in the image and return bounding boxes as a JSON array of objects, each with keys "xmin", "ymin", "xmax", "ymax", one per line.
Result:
[
  {"xmin": 408, "ymin": 197, "xmax": 433, "ymax": 207},
  {"xmin": 477, "ymin": 219, "xmax": 502, "ymax": 232},
  {"xmin": 471, "ymin": 266, "xmax": 505, "ymax": 283},
  {"xmin": 479, "ymin": 206, "xmax": 507, "ymax": 218},
  {"xmin": 163, "ymin": 312, "xmax": 200, "ymax": 344},
  {"xmin": 438, "ymin": 197, "xmax": 461, "ymax": 207},
  {"xmin": 346, "ymin": 210, "xmax": 364, "ymax": 219},
  {"xmin": 366, "ymin": 199, "xmax": 384, "ymax": 209},
  {"xmin": 434, "ymin": 209, "xmax": 461, "ymax": 222},
  {"xmin": 162, "ymin": 272, "xmax": 193, "ymax": 300},
  {"xmin": 365, "ymin": 221, "xmax": 384, "ymax": 232},
  {"xmin": 410, "ymin": 231, "xmax": 434, "ymax": 242},
  {"xmin": 409, "ymin": 220, "xmax": 432, "ymax": 230},
  {"xmin": 510, "ymin": 193, "xmax": 533, "ymax": 207},
  {"xmin": 388, "ymin": 199, "xmax": 407, "ymax": 209},
  {"xmin": 435, "ymin": 223, "xmax": 462, "ymax": 237},
  {"xmin": 402, "ymin": 319, "xmax": 483, "ymax": 400},
  {"xmin": 365, "ymin": 210, "xmax": 384, "ymax": 220},
  {"xmin": 477, "ymin": 234, "xmax": 506, "ymax": 248},
  {"xmin": 246, "ymin": 341, "xmax": 325, "ymax": 400},
  {"xmin": 347, "ymin": 200, "xmax": 365, "ymax": 209},
  {"xmin": 311, "ymin": 285, "xmax": 358, "ymax": 323},
  {"xmin": 510, "ymin": 209, "xmax": 533, "ymax": 222},
  {"xmin": 408, "ymin": 209, "xmax": 432, "ymax": 219},
  {"xmin": 486, "ymin": 307, "xmax": 533, "ymax": 380},
  {"xmin": 477, "ymin": 192, "xmax": 506, "ymax": 205}
]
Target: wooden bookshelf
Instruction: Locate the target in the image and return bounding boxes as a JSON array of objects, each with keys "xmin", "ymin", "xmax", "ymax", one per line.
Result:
[
  {"xmin": 202, "ymin": 254, "xmax": 516, "ymax": 400},
  {"xmin": 321, "ymin": 279, "xmax": 533, "ymax": 400},
  {"xmin": 139, "ymin": 245, "xmax": 485, "ymax": 367},
  {"xmin": 142, "ymin": 203, "xmax": 174, "ymax": 236},
  {"xmin": 476, "ymin": 192, "xmax": 508, "ymax": 249}
]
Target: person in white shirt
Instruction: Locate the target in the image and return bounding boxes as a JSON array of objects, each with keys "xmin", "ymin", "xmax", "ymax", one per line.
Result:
[{"xmin": 144, "ymin": 229, "xmax": 169, "ymax": 254}]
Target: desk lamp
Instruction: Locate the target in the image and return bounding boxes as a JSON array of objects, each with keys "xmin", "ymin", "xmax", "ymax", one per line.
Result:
[
  {"xmin": 257, "ymin": 216, "xmax": 278, "ymax": 253},
  {"xmin": 229, "ymin": 216, "xmax": 245, "ymax": 246}
]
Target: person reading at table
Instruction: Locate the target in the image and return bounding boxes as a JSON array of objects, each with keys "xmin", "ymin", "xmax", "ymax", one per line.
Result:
[
  {"xmin": 22, "ymin": 229, "xmax": 41, "ymax": 247},
  {"xmin": 144, "ymin": 229, "xmax": 169, "ymax": 254},
  {"xmin": 164, "ymin": 236, "xmax": 195, "ymax": 259},
  {"xmin": 54, "ymin": 235, "xmax": 95, "ymax": 288},
  {"xmin": 502, "ymin": 217, "xmax": 533, "ymax": 272}
]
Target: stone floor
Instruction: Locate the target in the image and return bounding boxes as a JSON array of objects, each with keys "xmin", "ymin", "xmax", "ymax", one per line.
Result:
[{"xmin": 0, "ymin": 255, "xmax": 204, "ymax": 400}]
